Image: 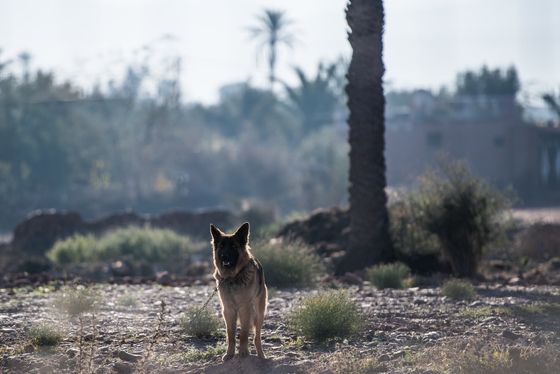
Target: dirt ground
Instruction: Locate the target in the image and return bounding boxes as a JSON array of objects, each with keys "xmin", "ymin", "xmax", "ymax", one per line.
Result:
[{"xmin": 1, "ymin": 281, "xmax": 559, "ymax": 374}]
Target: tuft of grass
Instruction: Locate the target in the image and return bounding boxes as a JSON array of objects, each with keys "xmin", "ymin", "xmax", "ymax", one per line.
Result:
[
  {"xmin": 46, "ymin": 225, "xmax": 205, "ymax": 273},
  {"xmin": 366, "ymin": 262, "xmax": 411, "ymax": 290},
  {"xmin": 442, "ymin": 278, "xmax": 477, "ymax": 300},
  {"xmin": 414, "ymin": 335, "xmax": 560, "ymax": 374},
  {"xmin": 252, "ymin": 239, "xmax": 325, "ymax": 289},
  {"xmin": 116, "ymin": 294, "xmax": 138, "ymax": 308},
  {"xmin": 54, "ymin": 286, "xmax": 102, "ymax": 318},
  {"xmin": 286, "ymin": 289, "xmax": 365, "ymax": 343},
  {"xmin": 179, "ymin": 306, "xmax": 222, "ymax": 338},
  {"xmin": 28, "ymin": 323, "xmax": 64, "ymax": 347},
  {"xmin": 181, "ymin": 343, "xmax": 227, "ymax": 362}
]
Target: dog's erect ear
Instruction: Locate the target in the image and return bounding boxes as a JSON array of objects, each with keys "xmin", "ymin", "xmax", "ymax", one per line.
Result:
[
  {"xmin": 234, "ymin": 222, "xmax": 250, "ymax": 245},
  {"xmin": 210, "ymin": 224, "xmax": 223, "ymax": 244}
]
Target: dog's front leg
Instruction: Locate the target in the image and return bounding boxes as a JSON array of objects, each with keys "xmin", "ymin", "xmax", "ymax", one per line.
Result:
[
  {"xmin": 238, "ymin": 305, "xmax": 252, "ymax": 358},
  {"xmin": 222, "ymin": 307, "xmax": 237, "ymax": 361}
]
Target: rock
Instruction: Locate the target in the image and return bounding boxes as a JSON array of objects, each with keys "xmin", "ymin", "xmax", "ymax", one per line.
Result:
[
  {"xmin": 341, "ymin": 272, "xmax": 363, "ymax": 285},
  {"xmin": 111, "ymin": 261, "xmax": 132, "ymax": 276},
  {"xmin": 156, "ymin": 271, "xmax": 172, "ymax": 286},
  {"xmin": 112, "ymin": 362, "xmax": 135, "ymax": 374},
  {"xmin": 66, "ymin": 348, "xmax": 80, "ymax": 358},
  {"xmin": 424, "ymin": 331, "xmax": 440, "ymax": 340},
  {"xmin": 118, "ymin": 350, "xmax": 142, "ymax": 362},
  {"xmin": 502, "ymin": 330, "xmax": 522, "ymax": 341},
  {"xmin": 39, "ymin": 365, "xmax": 55, "ymax": 374},
  {"xmin": 378, "ymin": 354, "xmax": 391, "ymax": 362}
]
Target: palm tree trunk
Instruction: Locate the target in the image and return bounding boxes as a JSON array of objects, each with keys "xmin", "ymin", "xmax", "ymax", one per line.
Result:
[{"xmin": 336, "ymin": 0, "xmax": 394, "ymax": 274}]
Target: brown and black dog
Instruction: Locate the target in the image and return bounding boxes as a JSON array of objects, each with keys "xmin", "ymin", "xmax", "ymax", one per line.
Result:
[{"xmin": 210, "ymin": 222, "xmax": 267, "ymax": 361}]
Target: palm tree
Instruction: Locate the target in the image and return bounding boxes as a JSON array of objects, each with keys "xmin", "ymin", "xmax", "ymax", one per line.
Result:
[
  {"xmin": 282, "ymin": 62, "xmax": 341, "ymax": 133},
  {"xmin": 336, "ymin": 0, "xmax": 394, "ymax": 274},
  {"xmin": 248, "ymin": 9, "xmax": 295, "ymax": 89}
]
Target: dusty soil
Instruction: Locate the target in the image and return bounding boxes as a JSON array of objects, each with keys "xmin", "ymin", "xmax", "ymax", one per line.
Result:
[{"xmin": 1, "ymin": 281, "xmax": 559, "ymax": 374}]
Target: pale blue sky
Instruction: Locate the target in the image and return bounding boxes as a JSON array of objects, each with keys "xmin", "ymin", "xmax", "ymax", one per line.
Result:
[{"xmin": 1, "ymin": 0, "xmax": 559, "ymax": 105}]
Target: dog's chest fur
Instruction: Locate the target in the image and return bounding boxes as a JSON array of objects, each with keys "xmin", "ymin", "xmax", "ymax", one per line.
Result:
[{"xmin": 218, "ymin": 260, "xmax": 260, "ymax": 308}]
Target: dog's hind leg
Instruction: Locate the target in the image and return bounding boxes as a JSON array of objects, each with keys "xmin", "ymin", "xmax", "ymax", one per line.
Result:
[{"xmin": 222, "ymin": 308, "xmax": 237, "ymax": 361}]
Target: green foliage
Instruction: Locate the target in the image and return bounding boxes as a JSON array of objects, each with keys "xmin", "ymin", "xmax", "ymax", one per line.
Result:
[
  {"xmin": 46, "ymin": 226, "xmax": 204, "ymax": 272},
  {"xmin": 180, "ymin": 343, "xmax": 227, "ymax": 362},
  {"xmin": 179, "ymin": 306, "xmax": 221, "ymax": 338},
  {"xmin": 441, "ymin": 278, "xmax": 477, "ymax": 300},
  {"xmin": 54, "ymin": 286, "xmax": 102, "ymax": 318},
  {"xmin": 366, "ymin": 262, "xmax": 411, "ymax": 290},
  {"xmin": 286, "ymin": 289, "xmax": 365, "ymax": 343},
  {"xmin": 456, "ymin": 65, "xmax": 520, "ymax": 97},
  {"xmin": 402, "ymin": 157, "xmax": 514, "ymax": 277},
  {"xmin": 28, "ymin": 323, "xmax": 64, "ymax": 347},
  {"xmin": 252, "ymin": 239, "xmax": 325, "ymax": 288},
  {"xmin": 47, "ymin": 234, "xmax": 97, "ymax": 265}
]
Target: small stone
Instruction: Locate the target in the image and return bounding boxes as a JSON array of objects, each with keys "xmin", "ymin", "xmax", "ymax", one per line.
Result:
[
  {"xmin": 502, "ymin": 330, "xmax": 522, "ymax": 341},
  {"xmin": 21, "ymin": 344, "xmax": 34, "ymax": 353},
  {"xmin": 39, "ymin": 365, "xmax": 55, "ymax": 374},
  {"xmin": 378, "ymin": 354, "xmax": 391, "ymax": 362},
  {"xmin": 112, "ymin": 362, "xmax": 135, "ymax": 374},
  {"xmin": 156, "ymin": 271, "xmax": 172, "ymax": 286},
  {"xmin": 424, "ymin": 331, "xmax": 440, "ymax": 339},
  {"xmin": 118, "ymin": 350, "xmax": 142, "ymax": 362},
  {"xmin": 66, "ymin": 348, "xmax": 80, "ymax": 358},
  {"xmin": 392, "ymin": 350, "xmax": 406, "ymax": 358}
]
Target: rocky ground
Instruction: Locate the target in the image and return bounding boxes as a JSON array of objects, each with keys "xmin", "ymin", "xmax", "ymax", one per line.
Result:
[{"xmin": 1, "ymin": 280, "xmax": 559, "ymax": 374}]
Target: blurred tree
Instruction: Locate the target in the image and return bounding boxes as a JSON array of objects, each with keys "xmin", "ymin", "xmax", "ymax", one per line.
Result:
[
  {"xmin": 542, "ymin": 92, "xmax": 560, "ymax": 118},
  {"xmin": 456, "ymin": 65, "xmax": 520, "ymax": 97},
  {"xmin": 336, "ymin": 0, "xmax": 394, "ymax": 275},
  {"xmin": 282, "ymin": 60, "xmax": 345, "ymax": 134},
  {"xmin": 248, "ymin": 9, "xmax": 295, "ymax": 89},
  {"xmin": 0, "ymin": 53, "xmax": 94, "ymax": 195}
]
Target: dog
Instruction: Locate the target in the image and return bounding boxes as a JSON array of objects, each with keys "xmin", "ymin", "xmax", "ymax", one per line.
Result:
[{"xmin": 210, "ymin": 222, "xmax": 267, "ymax": 361}]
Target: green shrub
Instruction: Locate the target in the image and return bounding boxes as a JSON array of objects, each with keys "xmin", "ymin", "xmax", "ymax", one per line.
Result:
[
  {"xmin": 442, "ymin": 278, "xmax": 477, "ymax": 300},
  {"xmin": 54, "ymin": 286, "xmax": 102, "ymax": 318},
  {"xmin": 404, "ymin": 157, "xmax": 514, "ymax": 277},
  {"xmin": 286, "ymin": 289, "xmax": 365, "ymax": 343},
  {"xmin": 28, "ymin": 323, "xmax": 64, "ymax": 347},
  {"xmin": 47, "ymin": 234, "xmax": 98, "ymax": 265},
  {"xmin": 179, "ymin": 306, "xmax": 221, "ymax": 338},
  {"xmin": 366, "ymin": 262, "xmax": 411, "ymax": 290},
  {"xmin": 46, "ymin": 226, "xmax": 204, "ymax": 273},
  {"xmin": 252, "ymin": 239, "xmax": 325, "ymax": 288}
]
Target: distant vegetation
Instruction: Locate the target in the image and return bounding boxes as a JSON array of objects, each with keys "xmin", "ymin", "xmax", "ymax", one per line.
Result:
[
  {"xmin": 0, "ymin": 48, "xmax": 525, "ymax": 234},
  {"xmin": 0, "ymin": 50, "xmax": 349, "ymax": 231},
  {"xmin": 46, "ymin": 226, "xmax": 203, "ymax": 273}
]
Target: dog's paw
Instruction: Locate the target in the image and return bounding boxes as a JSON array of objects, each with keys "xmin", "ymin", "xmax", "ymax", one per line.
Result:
[
  {"xmin": 222, "ymin": 353, "xmax": 234, "ymax": 361},
  {"xmin": 239, "ymin": 349, "xmax": 249, "ymax": 359}
]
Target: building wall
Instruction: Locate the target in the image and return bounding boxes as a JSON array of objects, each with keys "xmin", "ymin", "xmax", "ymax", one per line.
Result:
[{"xmin": 385, "ymin": 121, "xmax": 541, "ymax": 200}]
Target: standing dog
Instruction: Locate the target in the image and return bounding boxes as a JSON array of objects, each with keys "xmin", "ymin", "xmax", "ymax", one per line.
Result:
[{"xmin": 210, "ymin": 222, "xmax": 267, "ymax": 361}]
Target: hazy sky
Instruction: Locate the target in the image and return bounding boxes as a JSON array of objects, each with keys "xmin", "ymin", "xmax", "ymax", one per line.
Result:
[{"xmin": 1, "ymin": 0, "xmax": 559, "ymax": 105}]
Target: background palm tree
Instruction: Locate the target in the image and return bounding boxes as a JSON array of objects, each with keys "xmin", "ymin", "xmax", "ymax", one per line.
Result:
[
  {"xmin": 336, "ymin": 0, "xmax": 394, "ymax": 274},
  {"xmin": 248, "ymin": 9, "xmax": 295, "ymax": 89}
]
